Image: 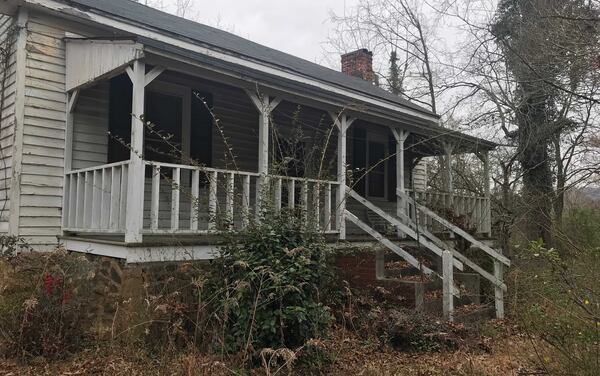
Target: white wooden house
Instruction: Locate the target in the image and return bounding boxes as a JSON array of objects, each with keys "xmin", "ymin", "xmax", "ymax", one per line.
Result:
[{"xmin": 0, "ymin": 0, "xmax": 509, "ymax": 318}]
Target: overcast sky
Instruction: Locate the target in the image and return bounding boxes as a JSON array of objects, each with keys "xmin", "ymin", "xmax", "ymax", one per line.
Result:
[{"xmin": 150, "ymin": 0, "xmax": 358, "ymax": 68}]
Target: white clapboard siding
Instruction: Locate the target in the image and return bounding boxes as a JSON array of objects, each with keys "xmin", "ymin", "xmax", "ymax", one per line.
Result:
[
  {"xmin": 18, "ymin": 13, "xmax": 67, "ymax": 246},
  {"xmin": 0, "ymin": 14, "xmax": 16, "ymax": 226},
  {"xmin": 16, "ymin": 11, "xmax": 114, "ymax": 246},
  {"xmin": 71, "ymin": 83, "xmax": 109, "ymax": 170}
]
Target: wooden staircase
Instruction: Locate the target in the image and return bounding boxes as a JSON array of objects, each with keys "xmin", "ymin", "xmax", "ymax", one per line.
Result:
[{"xmin": 344, "ymin": 187, "xmax": 510, "ymax": 321}]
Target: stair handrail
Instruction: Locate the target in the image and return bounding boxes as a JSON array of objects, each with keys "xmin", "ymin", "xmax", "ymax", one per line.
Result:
[
  {"xmin": 346, "ymin": 187, "xmax": 464, "ymax": 271},
  {"xmin": 397, "ymin": 189, "xmax": 510, "ymax": 267},
  {"xmin": 345, "ymin": 209, "xmax": 461, "ymax": 297},
  {"xmin": 391, "ymin": 199, "xmax": 507, "ymax": 291},
  {"xmin": 344, "ymin": 210, "xmax": 435, "ymax": 276}
]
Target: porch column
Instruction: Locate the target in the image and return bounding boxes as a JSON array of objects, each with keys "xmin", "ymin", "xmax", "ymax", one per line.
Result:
[
  {"xmin": 246, "ymin": 91, "xmax": 281, "ymax": 216},
  {"xmin": 391, "ymin": 129, "xmax": 409, "ymax": 237},
  {"xmin": 442, "ymin": 142, "xmax": 454, "ymax": 208},
  {"xmin": 62, "ymin": 90, "xmax": 79, "ymax": 229},
  {"xmin": 330, "ymin": 113, "xmax": 355, "ymax": 240},
  {"xmin": 124, "ymin": 61, "xmax": 165, "ymax": 243},
  {"xmin": 477, "ymin": 150, "xmax": 492, "ymax": 237}
]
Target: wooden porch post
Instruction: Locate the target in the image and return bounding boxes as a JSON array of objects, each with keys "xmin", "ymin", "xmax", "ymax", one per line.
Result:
[
  {"xmin": 443, "ymin": 143, "xmax": 454, "ymax": 208},
  {"xmin": 123, "ymin": 62, "xmax": 165, "ymax": 243},
  {"xmin": 246, "ymin": 90, "xmax": 281, "ymax": 216},
  {"xmin": 125, "ymin": 60, "xmax": 146, "ymax": 243},
  {"xmin": 494, "ymin": 259, "xmax": 505, "ymax": 319},
  {"xmin": 442, "ymin": 249, "xmax": 455, "ymax": 322},
  {"xmin": 330, "ymin": 113, "xmax": 355, "ymax": 240},
  {"xmin": 391, "ymin": 129, "xmax": 409, "ymax": 237},
  {"xmin": 482, "ymin": 151, "xmax": 492, "ymax": 237},
  {"xmin": 62, "ymin": 90, "xmax": 79, "ymax": 229}
]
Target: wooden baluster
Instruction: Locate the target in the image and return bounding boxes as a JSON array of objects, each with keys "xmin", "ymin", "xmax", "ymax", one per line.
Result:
[
  {"xmin": 274, "ymin": 177, "xmax": 282, "ymax": 213},
  {"xmin": 241, "ymin": 174, "xmax": 250, "ymax": 229},
  {"xmin": 190, "ymin": 169, "xmax": 200, "ymax": 231},
  {"xmin": 91, "ymin": 170, "xmax": 102, "ymax": 229},
  {"xmin": 226, "ymin": 172, "xmax": 235, "ymax": 228},
  {"xmin": 101, "ymin": 168, "xmax": 111, "ymax": 229},
  {"xmin": 324, "ymin": 183, "xmax": 332, "ymax": 231},
  {"xmin": 171, "ymin": 167, "xmax": 180, "ymax": 230},
  {"xmin": 110, "ymin": 166, "xmax": 121, "ymax": 230},
  {"xmin": 119, "ymin": 165, "xmax": 128, "ymax": 230},
  {"xmin": 68, "ymin": 174, "xmax": 77, "ymax": 228},
  {"xmin": 76, "ymin": 172, "xmax": 84, "ymax": 228},
  {"xmin": 301, "ymin": 180, "xmax": 308, "ymax": 222},
  {"xmin": 150, "ymin": 165, "xmax": 160, "ymax": 230},
  {"xmin": 287, "ymin": 179, "xmax": 295, "ymax": 208},
  {"xmin": 208, "ymin": 171, "xmax": 217, "ymax": 231},
  {"xmin": 83, "ymin": 171, "xmax": 94, "ymax": 228}
]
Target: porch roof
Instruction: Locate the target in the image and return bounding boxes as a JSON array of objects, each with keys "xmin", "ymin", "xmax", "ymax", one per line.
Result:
[
  {"xmin": 60, "ymin": 0, "xmax": 436, "ymax": 118},
  {"xmin": 40, "ymin": 0, "xmax": 497, "ymax": 152}
]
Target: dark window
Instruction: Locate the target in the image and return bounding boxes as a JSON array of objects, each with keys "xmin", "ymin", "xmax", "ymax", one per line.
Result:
[
  {"xmin": 368, "ymin": 141, "xmax": 386, "ymax": 198},
  {"xmin": 107, "ymin": 76, "xmax": 214, "ymax": 168},
  {"xmin": 275, "ymin": 138, "xmax": 306, "ymax": 177},
  {"xmin": 191, "ymin": 90, "xmax": 213, "ymax": 167},
  {"xmin": 144, "ymin": 91, "xmax": 183, "ymax": 163},
  {"xmin": 352, "ymin": 128, "xmax": 367, "ymax": 195},
  {"xmin": 107, "ymin": 74, "xmax": 132, "ymax": 163}
]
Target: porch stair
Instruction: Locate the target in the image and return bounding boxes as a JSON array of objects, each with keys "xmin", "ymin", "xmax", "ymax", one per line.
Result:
[{"xmin": 344, "ymin": 187, "xmax": 510, "ymax": 321}]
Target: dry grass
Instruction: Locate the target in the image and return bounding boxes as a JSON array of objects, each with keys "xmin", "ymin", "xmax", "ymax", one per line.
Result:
[{"xmin": 0, "ymin": 323, "xmax": 550, "ymax": 376}]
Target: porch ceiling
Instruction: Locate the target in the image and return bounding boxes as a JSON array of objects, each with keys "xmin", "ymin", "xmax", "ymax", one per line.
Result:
[{"xmin": 138, "ymin": 43, "xmax": 497, "ymax": 154}]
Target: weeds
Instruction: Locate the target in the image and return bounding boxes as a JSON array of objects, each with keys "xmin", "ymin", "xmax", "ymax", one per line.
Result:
[{"xmin": 0, "ymin": 246, "xmax": 95, "ymax": 359}]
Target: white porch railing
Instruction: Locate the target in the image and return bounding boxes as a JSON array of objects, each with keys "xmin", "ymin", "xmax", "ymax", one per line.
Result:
[
  {"xmin": 62, "ymin": 161, "xmax": 130, "ymax": 233},
  {"xmin": 405, "ymin": 189, "xmax": 491, "ymax": 235},
  {"xmin": 63, "ymin": 160, "xmax": 341, "ymax": 236}
]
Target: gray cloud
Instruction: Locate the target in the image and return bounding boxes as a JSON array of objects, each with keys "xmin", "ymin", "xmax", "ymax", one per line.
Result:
[{"xmin": 151, "ymin": 0, "xmax": 357, "ymax": 67}]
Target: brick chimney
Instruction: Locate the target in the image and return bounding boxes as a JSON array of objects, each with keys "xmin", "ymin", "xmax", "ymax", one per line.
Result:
[{"xmin": 341, "ymin": 49, "xmax": 374, "ymax": 82}]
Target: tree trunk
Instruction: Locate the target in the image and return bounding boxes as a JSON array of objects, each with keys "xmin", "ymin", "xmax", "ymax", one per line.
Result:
[{"xmin": 517, "ymin": 88, "xmax": 554, "ymax": 245}]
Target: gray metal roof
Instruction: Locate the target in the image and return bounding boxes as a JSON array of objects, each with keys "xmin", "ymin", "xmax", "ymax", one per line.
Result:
[{"xmin": 65, "ymin": 0, "xmax": 438, "ymax": 118}]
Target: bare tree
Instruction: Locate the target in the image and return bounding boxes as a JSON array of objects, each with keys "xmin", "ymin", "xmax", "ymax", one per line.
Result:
[
  {"xmin": 432, "ymin": 0, "xmax": 600, "ymax": 244},
  {"xmin": 328, "ymin": 0, "xmax": 439, "ymax": 112}
]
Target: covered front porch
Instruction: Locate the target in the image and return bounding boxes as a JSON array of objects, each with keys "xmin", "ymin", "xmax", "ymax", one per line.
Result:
[{"xmin": 60, "ymin": 38, "xmax": 493, "ymax": 249}]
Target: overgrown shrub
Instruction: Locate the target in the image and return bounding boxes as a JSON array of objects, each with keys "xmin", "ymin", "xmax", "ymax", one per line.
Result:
[
  {"xmin": 511, "ymin": 239, "xmax": 600, "ymax": 376},
  {"xmin": 0, "ymin": 247, "xmax": 96, "ymax": 359},
  {"xmin": 207, "ymin": 210, "xmax": 333, "ymax": 357}
]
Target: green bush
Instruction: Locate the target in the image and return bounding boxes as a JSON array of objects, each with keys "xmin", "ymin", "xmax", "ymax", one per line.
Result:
[
  {"xmin": 0, "ymin": 247, "xmax": 96, "ymax": 359},
  {"xmin": 207, "ymin": 210, "xmax": 333, "ymax": 356}
]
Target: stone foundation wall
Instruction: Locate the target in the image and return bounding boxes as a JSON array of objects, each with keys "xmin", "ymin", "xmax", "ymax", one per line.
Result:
[{"xmin": 86, "ymin": 255, "xmax": 211, "ymax": 339}]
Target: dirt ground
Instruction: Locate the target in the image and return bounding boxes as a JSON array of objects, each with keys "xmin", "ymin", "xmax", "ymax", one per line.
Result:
[{"xmin": 0, "ymin": 324, "xmax": 550, "ymax": 376}]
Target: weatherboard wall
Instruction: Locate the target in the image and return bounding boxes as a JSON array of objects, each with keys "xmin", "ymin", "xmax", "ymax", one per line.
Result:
[{"xmin": 0, "ymin": 14, "xmax": 16, "ymax": 231}]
